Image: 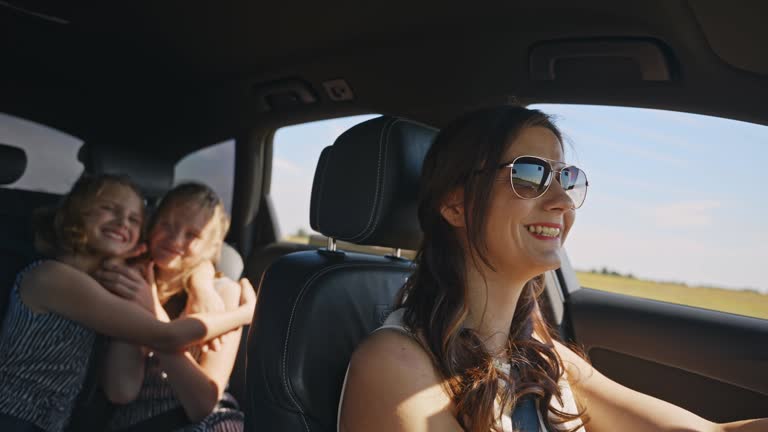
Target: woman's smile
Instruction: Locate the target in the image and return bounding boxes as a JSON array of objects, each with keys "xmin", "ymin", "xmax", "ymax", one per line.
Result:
[{"xmin": 524, "ymin": 223, "xmax": 562, "ymax": 241}]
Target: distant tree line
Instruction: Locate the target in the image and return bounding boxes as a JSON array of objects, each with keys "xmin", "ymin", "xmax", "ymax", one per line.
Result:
[{"xmin": 590, "ymin": 267, "xmax": 636, "ymax": 279}]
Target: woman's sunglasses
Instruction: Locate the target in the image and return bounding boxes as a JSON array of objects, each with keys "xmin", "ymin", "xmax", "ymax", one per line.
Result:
[{"xmin": 498, "ymin": 155, "xmax": 589, "ymax": 209}]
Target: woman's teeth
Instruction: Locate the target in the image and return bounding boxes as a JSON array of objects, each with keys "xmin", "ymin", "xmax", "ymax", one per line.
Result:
[{"xmin": 527, "ymin": 225, "xmax": 561, "ymax": 237}]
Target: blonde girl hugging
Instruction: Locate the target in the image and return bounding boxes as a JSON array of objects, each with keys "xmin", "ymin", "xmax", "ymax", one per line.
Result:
[
  {"xmin": 96, "ymin": 183, "xmax": 249, "ymax": 432},
  {"xmin": 0, "ymin": 175, "xmax": 255, "ymax": 432}
]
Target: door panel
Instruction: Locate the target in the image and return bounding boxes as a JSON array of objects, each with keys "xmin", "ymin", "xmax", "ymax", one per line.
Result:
[{"xmin": 564, "ymin": 287, "xmax": 768, "ymax": 422}]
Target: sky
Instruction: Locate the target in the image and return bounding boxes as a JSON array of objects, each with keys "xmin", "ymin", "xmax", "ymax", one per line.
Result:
[{"xmin": 271, "ymin": 107, "xmax": 768, "ymax": 293}]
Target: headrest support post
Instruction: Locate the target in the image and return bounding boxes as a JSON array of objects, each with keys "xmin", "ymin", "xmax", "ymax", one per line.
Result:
[
  {"xmin": 392, "ymin": 248, "xmax": 402, "ymax": 258},
  {"xmin": 327, "ymin": 237, "xmax": 337, "ymax": 252}
]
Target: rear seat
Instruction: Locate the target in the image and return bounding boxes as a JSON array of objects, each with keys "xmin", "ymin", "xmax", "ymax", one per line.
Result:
[
  {"xmin": 0, "ymin": 144, "xmax": 58, "ymax": 320},
  {"xmin": 79, "ymin": 144, "xmax": 254, "ymax": 418},
  {"xmin": 2, "ymin": 142, "xmax": 253, "ymax": 426}
]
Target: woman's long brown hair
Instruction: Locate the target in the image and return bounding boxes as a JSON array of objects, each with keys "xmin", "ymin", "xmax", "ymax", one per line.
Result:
[{"xmin": 396, "ymin": 106, "xmax": 587, "ymax": 431}]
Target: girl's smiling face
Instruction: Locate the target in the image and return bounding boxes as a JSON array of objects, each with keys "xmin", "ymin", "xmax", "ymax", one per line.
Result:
[
  {"xmin": 148, "ymin": 201, "xmax": 218, "ymax": 273},
  {"xmin": 81, "ymin": 183, "xmax": 143, "ymax": 258}
]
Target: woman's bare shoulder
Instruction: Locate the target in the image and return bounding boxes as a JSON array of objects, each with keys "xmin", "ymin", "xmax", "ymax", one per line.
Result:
[
  {"xmin": 341, "ymin": 329, "xmax": 460, "ymax": 431},
  {"xmin": 350, "ymin": 328, "xmax": 436, "ymax": 380},
  {"xmin": 22, "ymin": 260, "xmax": 96, "ymax": 289},
  {"xmin": 20, "ymin": 261, "xmax": 96, "ymax": 311}
]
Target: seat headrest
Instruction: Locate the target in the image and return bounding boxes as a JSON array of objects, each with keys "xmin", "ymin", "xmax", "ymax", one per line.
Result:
[
  {"xmin": 79, "ymin": 144, "xmax": 173, "ymax": 201},
  {"xmin": 0, "ymin": 144, "xmax": 27, "ymax": 185},
  {"xmin": 217, "ymin": 242, "xmax": 244, "ymax": 280},
  {"xmin": 309, "ymin": 116, "xmax": 437, "ymax": 251}
]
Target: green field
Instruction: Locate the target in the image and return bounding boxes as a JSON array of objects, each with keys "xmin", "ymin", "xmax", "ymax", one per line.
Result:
[{"xmin": 576, "ymin": 272, "xmax": 768, "ymax": 320}]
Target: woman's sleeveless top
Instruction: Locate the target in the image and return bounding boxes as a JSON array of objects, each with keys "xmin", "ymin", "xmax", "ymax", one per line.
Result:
[
  {"xmin": 0, "ymin": 261, "xmax": 97, "ymax": 432},
  {"xmin": 337, "ymin": 309, "xmax": 585, "ymax": 432}
]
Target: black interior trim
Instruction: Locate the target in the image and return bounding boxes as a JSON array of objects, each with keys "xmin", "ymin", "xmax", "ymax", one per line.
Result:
[
  {"xmin": 529, "ymin": 38, "xmax": 673, "ymax": 81},
  {"xmin": 568, "ymin": 288, "xmax": 768, "ymax": 396},
  {"xmin": 589, "ymin": 348, "xmax": 768, "ymax": 422}
]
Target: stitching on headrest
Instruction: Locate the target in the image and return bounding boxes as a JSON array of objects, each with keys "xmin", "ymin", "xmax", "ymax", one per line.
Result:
[
  {"xmin": 359, "ymin": 118, "xmax": 401, "ymax": 242},
  {"xmin": 347, "ymin": 118, "xmax": 391, "ymax": 241},
  {"xmin": 313, "ymin": 149, "xmax": 331, "ymax": 232}
]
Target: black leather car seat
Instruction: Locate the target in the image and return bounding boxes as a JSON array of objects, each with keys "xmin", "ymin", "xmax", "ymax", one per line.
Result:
[
  {"xmin": 0, "ymin": 144, "xmax": 55, "ymax": 321},
  {"xmin": 244, "ymin": 116, "xmax": 437, "ymax": 431}
]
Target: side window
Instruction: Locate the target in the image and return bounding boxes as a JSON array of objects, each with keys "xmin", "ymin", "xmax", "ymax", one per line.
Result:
[
  {"xmin": 0, "ymin": 112, "xmax": 84, "ymax": 194},
  {"xmin": 531, "ymin": 104, "xmax": 768, "ymax": 320},
  {"xmin": 271, "ymin": 115, "xmax": 378, "ymax": 244},
  {"xmin": 174, "ymin": 139, "xmax": 235, "ymax": 212}
]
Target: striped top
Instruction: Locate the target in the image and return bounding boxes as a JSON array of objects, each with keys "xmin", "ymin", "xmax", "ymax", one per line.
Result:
[
  {"xmin": 107, "ymin": 350, "xmax": 244, "ymax": 432},
  {"xmin": 0, "ymin": 261, "xmax": 97, "ymax": 432},
  {"xmin": 107, "ymin": 349, "xmax": 193, "ymax": 430},
  {"xmin": 109, "ymin": 285, "xmax": 244, "ymax": 432},
  {"xmin": 337, "ymin": 309, "xmax": 585, "ymax": 432}
]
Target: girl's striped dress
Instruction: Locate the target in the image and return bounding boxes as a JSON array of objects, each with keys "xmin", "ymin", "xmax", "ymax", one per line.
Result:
[
  {"xmin": 108, "ymin": 290, "xmax": 243, "ymax": 432},
  {"xmin": 0, "ymin": 261, "xmax": 97, "ymax": 432}
]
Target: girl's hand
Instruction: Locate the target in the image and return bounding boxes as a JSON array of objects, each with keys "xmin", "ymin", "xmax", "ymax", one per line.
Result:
[
  {"xmin": 94, "ymin": 260, "xmax": 146, "ymax": 302},
  {"xmin": 94, "ymin": 260, "xmax": 156, "ymax": 313},
  {"xmin": 121, "ymin": 242, "xmax": 148, "ymax": 260}
]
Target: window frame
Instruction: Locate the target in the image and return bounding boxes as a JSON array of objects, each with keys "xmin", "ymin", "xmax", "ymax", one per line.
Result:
[{"xmin": 0, "ymin": 112, "xmax": 84, "ymax": 194}]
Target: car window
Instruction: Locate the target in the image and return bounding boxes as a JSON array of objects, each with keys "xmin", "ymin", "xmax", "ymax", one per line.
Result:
[
  {"xmin": 0, "ymin": 112, "xmax": 84, "ymax": 194},
  {"xmin": 531, "ymin": 104, "xmax": 768, "ymax": 320},
  {"xmin": 174, "ymin": 139, "xmax": 235, "ymax": 213},
  {"xmin": 271, "ymin": 115, "xmax": 378, "ymax": 244}
]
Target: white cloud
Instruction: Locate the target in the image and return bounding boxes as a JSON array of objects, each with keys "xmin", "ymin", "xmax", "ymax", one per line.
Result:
[
  {"xmin": 649, "ymin": 200, "xmax": 721, "ymax": 228},
  {"xmin": 584, "ymin": 195, "xmax": 722, "ymax": 230},
  {"xmin": 568, "ymin": 130, "xmax": 689, "ymax": 166}
]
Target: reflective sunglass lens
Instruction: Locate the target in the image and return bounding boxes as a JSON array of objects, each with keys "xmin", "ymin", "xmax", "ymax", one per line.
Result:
[
  {"xmin": 510, "ymin": 158, "xmax": 550, "ymax": 198},
  {"xmin": 560, "ymin": 166, "xmax": 588, "ymax": 208},
  {"xmin": 507, "ymin": 156, "xmax": 588, "ymax": 208}
]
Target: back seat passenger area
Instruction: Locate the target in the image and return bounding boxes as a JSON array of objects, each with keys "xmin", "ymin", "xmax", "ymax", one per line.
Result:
[
  {"xmin": 1, "ymin": 142, "xmax": 252, "ymax": 430},
  {"xmin": 0, "ymin": 144, "xmax": 57, "ymax": 319}
]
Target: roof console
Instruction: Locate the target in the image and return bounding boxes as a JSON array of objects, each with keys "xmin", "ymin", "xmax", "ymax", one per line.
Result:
[{"xmin": 530, "ymin": 38, "xmax": 674, "ymax": 82}]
